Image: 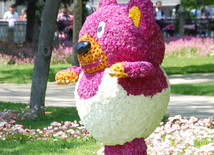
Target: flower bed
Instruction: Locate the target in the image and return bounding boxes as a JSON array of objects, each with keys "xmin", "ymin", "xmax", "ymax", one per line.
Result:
[
  {"xmin": 1, "ymin": 108, "xmax": 214, "ymax": 154},
  {"xmin": 0, "ymin": 40, "xmax": 73, "ymax": 65},
  {"xmin": 164, "ymin": 36, "xmax": 214, "ymax": 58},
  {"xmin": 0, "ymin": 107, "xmax": 91, "ymax": 143},
  {"xmin": 95, "ymin": 115, "xmax": 214, "ymax": 155}
]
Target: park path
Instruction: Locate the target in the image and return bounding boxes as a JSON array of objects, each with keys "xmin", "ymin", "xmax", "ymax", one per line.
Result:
[{"xmin": 0, "ymin": 73, "xmax": 214, "ymax": 118}]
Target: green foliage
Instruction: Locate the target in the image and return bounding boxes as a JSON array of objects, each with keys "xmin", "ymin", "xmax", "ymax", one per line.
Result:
[
  {"xmin": 36, "ymin": 0, "xmax": 46, "ymax": 27},
  {"xmin": 180, "ymin": 0, "xmax": 214, "ymax": 20},
  {"xmin": 194, "ymin": 138, "xmax": 214, "ymax": 148},
  {"xmin": 180, "ymin": 0, "xmax": 199, "ymax": 9},
  {"xmin": 180, "ymin": 0, "xmax": 214, "ymax": 8}
]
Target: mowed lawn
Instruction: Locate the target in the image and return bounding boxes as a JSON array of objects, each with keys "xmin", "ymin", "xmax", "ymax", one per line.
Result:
[
  {"xmin": 0, "ymin": 57, "xmax": 214, "ymax": 84},
  {"xmin": 162, "ymin": 57, "xmax": 214, "ymax": 75},
  {"xmin": 0, "ymin": 63, "xmax": 71, "ymax": 84},
  {"xmin": 170, "ymin": 83, "xmax": 214, "ymax": 96}
]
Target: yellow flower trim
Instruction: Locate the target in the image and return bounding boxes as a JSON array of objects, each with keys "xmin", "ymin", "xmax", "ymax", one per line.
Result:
[
  {"xmin": 78, "ymin": 33, "xmax": 108, "ymax": 74},
  {"xmin": 110, "ymin": 62, "xmax": 128, "ymax": 78},
  {"xmin": 129, "ymin": 6, "xmax": 141, "ymax": 28},
  {"xmin": 55, "ymin": 71, "xmax": 78, "ymax": 85}
]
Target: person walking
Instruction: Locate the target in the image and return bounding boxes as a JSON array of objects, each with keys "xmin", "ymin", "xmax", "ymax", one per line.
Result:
[{"xmin": 154, "ymin": 1, "xmax": 166, "ymax": 32}]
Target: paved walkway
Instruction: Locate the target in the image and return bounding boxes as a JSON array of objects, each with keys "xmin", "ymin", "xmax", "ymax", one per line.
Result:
[
  {"xmin": 0, "ymin": 73, "xmax": 214, "ymax": 118},
  {"xmin": 168, "ymin": 73, "xmax": 214, "ymax": 84}
]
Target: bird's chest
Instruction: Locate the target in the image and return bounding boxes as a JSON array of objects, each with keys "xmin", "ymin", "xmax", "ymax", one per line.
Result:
[
  {"xmin": 76, "ymin": 69, "xmax": 127, "ymax": 101},
  {"xmin": 76, "ymin": 70, "xmax": 105, "ymax": 100}
]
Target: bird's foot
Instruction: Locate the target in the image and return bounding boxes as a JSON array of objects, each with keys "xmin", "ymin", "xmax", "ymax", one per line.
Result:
[{"xmin": 104, "ymin": 138, "xmax": 147, "ymax": 155}]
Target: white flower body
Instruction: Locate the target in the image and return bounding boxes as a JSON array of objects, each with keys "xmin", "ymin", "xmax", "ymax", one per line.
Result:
[{"xmin": 75, "ymin": 68, "xmax": 170, "ymax": 145}]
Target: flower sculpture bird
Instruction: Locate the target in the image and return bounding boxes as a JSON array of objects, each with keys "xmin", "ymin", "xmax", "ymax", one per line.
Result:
[{"xmin": 55, "ymin": 0, "xmax": 170, "ymax": 154}]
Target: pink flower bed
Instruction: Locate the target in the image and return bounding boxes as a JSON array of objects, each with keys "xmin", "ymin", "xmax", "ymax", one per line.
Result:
[
  {"xmin": 51, "ymin": 41, "xmax": 73, "ymax": 64},
  {"xmin": 164, "ymin": 36, "xmax": 214, "ymax": 57},
  {"xmin": 0, "ymin": 107, "xmax": 91, "ymax": 142},
  {"xmin": 94, "ymin": 115, "xmax": 214, "ymax": 155},
  {"xmin": 1, "ymin": 108, "xmax": 214, "ymax": 154},
  {"xmin": 0, "ymin": 40, "xmax": 73, "ymax": 65}
]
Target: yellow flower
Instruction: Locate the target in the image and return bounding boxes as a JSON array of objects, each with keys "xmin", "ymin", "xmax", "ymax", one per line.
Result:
[
  {"xmin": 129, "ymin": 6, "xmax": 141, "ymax": 28},
  {"xmin": 110, "ymin": 62, "xmax": 128, "ymax": 78}
]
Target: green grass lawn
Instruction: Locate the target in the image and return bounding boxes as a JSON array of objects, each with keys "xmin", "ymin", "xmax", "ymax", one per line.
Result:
[
  {"xmin": 171, "ymin": 83, "xmax": 214, "ymax": 96},
  {"xmin": 0, "ymin": 137, "xmax": 101, "ymax": 155},
  {"xmin": 162, "ymin": 57, "xmax": 214, "ymax": 75},
  {"xmin": 0, "ymin": 63, "xmax": 71, "ymax": 84},
  {"xmin": 0, "ymin": 57, "xmax": 214, "ymax": 84}
]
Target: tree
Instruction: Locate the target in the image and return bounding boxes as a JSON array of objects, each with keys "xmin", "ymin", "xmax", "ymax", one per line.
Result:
[
  {"xmin": 1, "ymin": 0, "xmax": 82, "ymax": 116},
  {"xmin": 26, "ymin": 0, "xmax": 37, "ymax": 42},
  {"xmin": 72, "ymin": 0, "xmax": 82, "ymax": 67},
  {"xmin": 29, "ymin": 0, "xmax": 61, "ymax": 117}
]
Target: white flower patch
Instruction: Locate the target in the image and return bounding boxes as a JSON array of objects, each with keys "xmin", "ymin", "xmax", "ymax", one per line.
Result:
[{"xmin": 75, "ymin": 68, "xmax": 170, "ymax": 145}]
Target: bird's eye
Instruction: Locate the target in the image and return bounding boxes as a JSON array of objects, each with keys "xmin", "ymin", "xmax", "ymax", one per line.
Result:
[{"xmin": 97, "ymin": 21, "xmax": 106, "ymax": 38}]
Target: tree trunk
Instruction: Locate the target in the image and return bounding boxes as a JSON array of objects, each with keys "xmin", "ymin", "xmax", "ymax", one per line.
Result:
[
  {"xmin": 29, "ymin": 0, "xmax": 61, "ymax": 118},
  {"xmin": 202, "ymin": 0, "xmax": 211, "ymax": 37},
  {"xmin": 72, "ymin": 0, "xmax": 82, "ymax": 67},
  {"xmin": 179, "ymin": 7, "xmax": 185, "ymax": 37},
  {"xmin": 26, "ymin": 0, "xmax": 36, "ymax": 43},
  {"xmin": 207, "ymin": 16, "xmax": 211, "ymax": 37}
]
